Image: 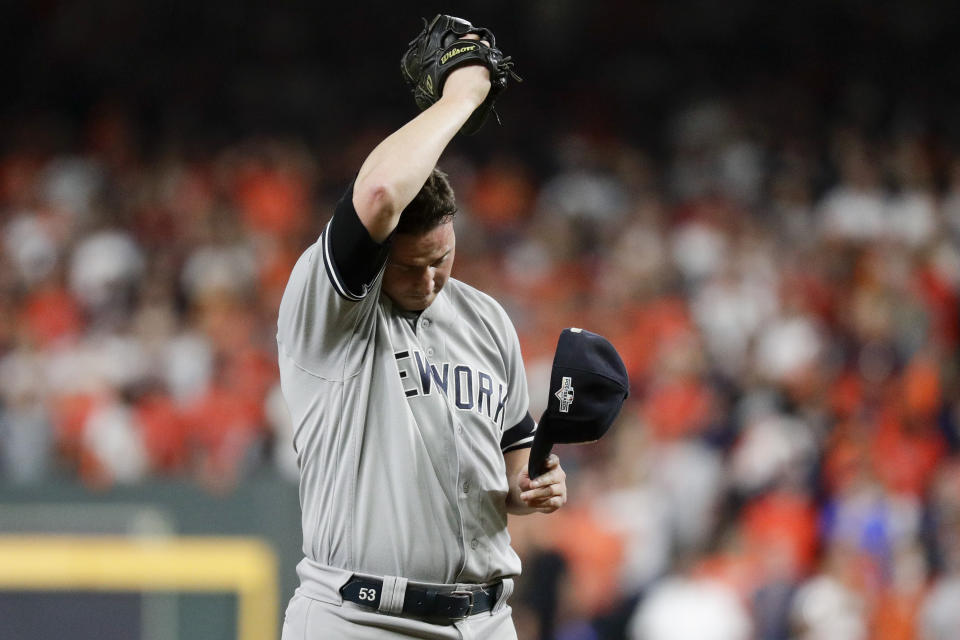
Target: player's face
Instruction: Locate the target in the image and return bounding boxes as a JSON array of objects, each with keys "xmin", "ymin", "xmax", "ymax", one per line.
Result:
[{"xmin": 383, "ymin": 222, "xmax": 456, "ymax": 312}]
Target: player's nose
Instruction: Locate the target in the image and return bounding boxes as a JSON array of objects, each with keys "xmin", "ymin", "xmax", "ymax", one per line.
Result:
[{"xmin": 413, "ymin": 267, "xmax": 434, "ymax": 294}]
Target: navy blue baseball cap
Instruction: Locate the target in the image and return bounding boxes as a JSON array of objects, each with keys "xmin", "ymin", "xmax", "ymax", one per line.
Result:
[{"xmin": 528, "ymin": 328, "xmax": 630, "ymax": 477}]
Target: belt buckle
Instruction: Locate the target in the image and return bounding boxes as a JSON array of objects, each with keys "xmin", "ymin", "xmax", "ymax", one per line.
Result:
[{"xmin": 450, "ymin": 589, "xmax": 475, "ymax": 620}]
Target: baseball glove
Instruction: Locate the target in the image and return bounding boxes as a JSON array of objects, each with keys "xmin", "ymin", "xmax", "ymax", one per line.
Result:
[{"xmin": 401, "ymin": 14, "xmax": 521, "ymax": 135}]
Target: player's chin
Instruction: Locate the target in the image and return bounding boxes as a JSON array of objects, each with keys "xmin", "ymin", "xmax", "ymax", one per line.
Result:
[{"xmin": 403, "ymin": 294, "xmax": 435, "ymax": 311}]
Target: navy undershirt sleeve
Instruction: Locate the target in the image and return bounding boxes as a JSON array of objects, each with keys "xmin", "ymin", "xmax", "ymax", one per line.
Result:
[
  {"xmin": 501, "ymin": 412, "xmax": 536, "ymax": 452},
  {"xmin": 324, "ymin": 182, "xmax": 392, "ymax": 299}
]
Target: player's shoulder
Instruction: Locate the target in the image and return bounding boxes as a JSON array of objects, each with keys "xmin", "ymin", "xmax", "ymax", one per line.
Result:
[
  {"xmin": 445, "ymin": 278, "xmax": 509, "ymax": 317},
  {"xmin": 443, "ymin": 278, "xmax": 517, "ymax": 338}
]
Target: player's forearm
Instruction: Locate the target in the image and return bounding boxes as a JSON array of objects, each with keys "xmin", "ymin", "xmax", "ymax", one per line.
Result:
[{"xmin": 352, "ymin": 94, "xmax": 479, "ymax": 243}]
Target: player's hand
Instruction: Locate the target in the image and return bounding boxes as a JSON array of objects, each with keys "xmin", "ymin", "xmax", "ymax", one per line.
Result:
[
  {"xmin": 517, "ymin": 454, "xmax": 567, "ymax": 513},
  {"xmin": 439, "ymin": 34, "xmax": 492, "ymax": 108}
]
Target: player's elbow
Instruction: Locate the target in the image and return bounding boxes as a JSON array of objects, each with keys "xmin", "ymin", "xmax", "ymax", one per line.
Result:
[
  {"xmin": 353, "ymin": 183, "xmax": 399, "ymax": 242},
  {"xmin": 354, "ymin": 183, "xmax": 398, "ymax": 218}
]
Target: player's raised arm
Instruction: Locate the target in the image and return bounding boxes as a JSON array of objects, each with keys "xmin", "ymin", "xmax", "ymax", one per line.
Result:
[
  {"xmin": 353, "ymin": 15, "xmax": 519, "ymax": 243},
  {"xmin": 352, "ymin": 54, "xmax": 489, "ymax": 242}
]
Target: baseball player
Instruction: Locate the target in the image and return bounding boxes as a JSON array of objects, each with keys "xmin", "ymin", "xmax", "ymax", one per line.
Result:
[{"xmin": 277, "ymin": 16, "xmax": 565, "ymax": 639}]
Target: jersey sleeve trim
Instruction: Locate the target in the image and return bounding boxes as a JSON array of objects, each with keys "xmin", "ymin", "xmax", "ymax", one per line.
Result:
[
  {"xmin": 501, "ymin": 412, "xmax": 536, "ymax": 453},
  {"xmin": 322, "ymin": 183, "xmax": 391, "ymax": 301}
]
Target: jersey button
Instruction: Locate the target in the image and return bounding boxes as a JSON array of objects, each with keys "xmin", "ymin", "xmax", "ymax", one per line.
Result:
[
  {"xmin": 426, "ymin": 347, "xmax": 435, "ymax": 357},
  {"xmin": 470, "ymin": 538, "xmax": 479, "ymax": 550},
  {"xmin": 463, "ymin": 480, "xmax": 470, "ymax": 494},
  {"xmin": 421, "ymin": 318, "xmax": 432, "ymax": 329}
]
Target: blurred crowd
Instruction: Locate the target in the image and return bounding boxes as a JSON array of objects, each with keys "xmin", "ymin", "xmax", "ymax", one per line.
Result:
[
  {"xmin": 4, "ymin": 61, "xmax": 960, "ymax": 640},
  {"xmin": 496, "ymin": 102, "xmax": 960, "ymax": 640}
]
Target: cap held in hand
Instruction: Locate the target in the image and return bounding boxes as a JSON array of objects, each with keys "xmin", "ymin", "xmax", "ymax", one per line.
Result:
[{"xmin": 528, "ymin": 328, "xmax": 630, "ymax": 478}]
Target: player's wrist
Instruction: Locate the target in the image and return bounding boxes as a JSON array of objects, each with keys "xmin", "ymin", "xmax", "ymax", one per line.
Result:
[
  {"xmin": 437, "ymin": 90, "xmax": 488, "ymax": 117},
  {"xmin": 401, "ymin": 15, "xmax": 517, "ymax": 135},
  {"xmin": 440, "ymin": 72, "xmax": 491, "ymax": 110}
]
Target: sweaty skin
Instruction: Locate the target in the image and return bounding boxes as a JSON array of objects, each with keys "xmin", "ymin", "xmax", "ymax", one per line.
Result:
[
  {"xmin": 382, "ymin": 222, "xmax": 456, "ymax": 312},
  {"xmin": 352, "ymin": 35, "xmax": 492, "ymax": 244}
]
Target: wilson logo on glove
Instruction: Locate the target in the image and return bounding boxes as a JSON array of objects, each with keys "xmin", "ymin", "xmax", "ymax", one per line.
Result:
[
  {"xmin": 401, "ymin": 13, "xmax": 521, "ymax": 135},
  {"xmin": 440, "ymin": 45, "xmax": 477, "ymax": 65}
]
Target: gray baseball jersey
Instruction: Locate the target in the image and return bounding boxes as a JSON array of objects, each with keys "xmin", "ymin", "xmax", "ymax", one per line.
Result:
[{"xmin": 276, "ymin": 186, "xmax": 536, "ymax": 586}]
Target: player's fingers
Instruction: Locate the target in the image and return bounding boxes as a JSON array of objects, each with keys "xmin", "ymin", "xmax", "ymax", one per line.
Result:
[
  {"xmin": 517, "ymin": 468, "xmax": 535, "ymax": 491},
  {"xmin": 535, "ymin": 455, "xmax": 561, "ymax": 476},
  {"xmin": 533, "ymin": 496, "xmax": 565, "ymax": 513},
  {"xmin": 520, "ymin": 483, "xmax": 562, "ymax": 502},
  {"xmin": 530, "ymin": 454, "xmax": 559, "ymax": 481},
  {"xmin": 458, "ymin": 33, "xmax": 490, "ymax": 47},
  {"xmin": 531, "ymin": 462, "xmax": 565, "ymax": 488},
  {"xmin": 537, "ymin": 482, "xmax": 566, "ymax": 500}
]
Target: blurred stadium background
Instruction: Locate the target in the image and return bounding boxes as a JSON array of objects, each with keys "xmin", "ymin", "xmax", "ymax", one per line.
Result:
[{"xmin": 2, "ymin": 1, "xmax": 960, "ymax": 638}]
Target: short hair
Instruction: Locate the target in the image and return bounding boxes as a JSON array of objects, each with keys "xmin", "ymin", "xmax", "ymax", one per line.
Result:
[{"xmin": 395, "ymin": 167, "xmax": 457, "ymax": 235}]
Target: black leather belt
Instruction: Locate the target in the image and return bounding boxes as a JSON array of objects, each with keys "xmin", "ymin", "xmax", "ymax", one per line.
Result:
[{"xmin": 340, "ymin": 576, "xmax": 501, "ymax": 622}]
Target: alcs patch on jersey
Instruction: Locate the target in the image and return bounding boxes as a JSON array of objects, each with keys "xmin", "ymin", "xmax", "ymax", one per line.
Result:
[{"xmin": 394, "ymin": 349, "xmax": 508, "ymax": 427}]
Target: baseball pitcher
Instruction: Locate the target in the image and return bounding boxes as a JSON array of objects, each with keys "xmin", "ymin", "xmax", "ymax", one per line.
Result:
[{"xmin": 277, "ymin": 15, "xmax": 566, "ymax": 639}]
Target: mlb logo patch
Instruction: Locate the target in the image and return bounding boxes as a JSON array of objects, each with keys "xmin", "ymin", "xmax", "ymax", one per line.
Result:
[{"xmin": 554, "ymin": 376, "xmax": 575, "ymax": 413}]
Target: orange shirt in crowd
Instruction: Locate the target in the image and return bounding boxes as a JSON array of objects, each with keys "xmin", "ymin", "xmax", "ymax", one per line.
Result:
[
  {"xmin": 21, "ymin": 285, "xmax": 83, "ymax": 346},
  {"xmin": 236, "ymin": 167, "xmax": 309, "ymax": 237},
  {"xmin": 871, "ymin": 410, "xmax": 944, "ymax": 496},
  {"xmin": 135, "ymin": 392, "xmax": 188, "ymax": 473},
  {"xmin": 743, "ymin": 491, "xmax": 819, "ymax": 575},
  {"xmin": 549, "ymin": 505, "xmax": 625, "ymax": 617},
  {"xmin": 643, "ymin": 378, "xmax": 716, "ymax": 440},
  {"xmin": 871, "ymin": 588, "xmax": 925, "ymax": 640}
]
